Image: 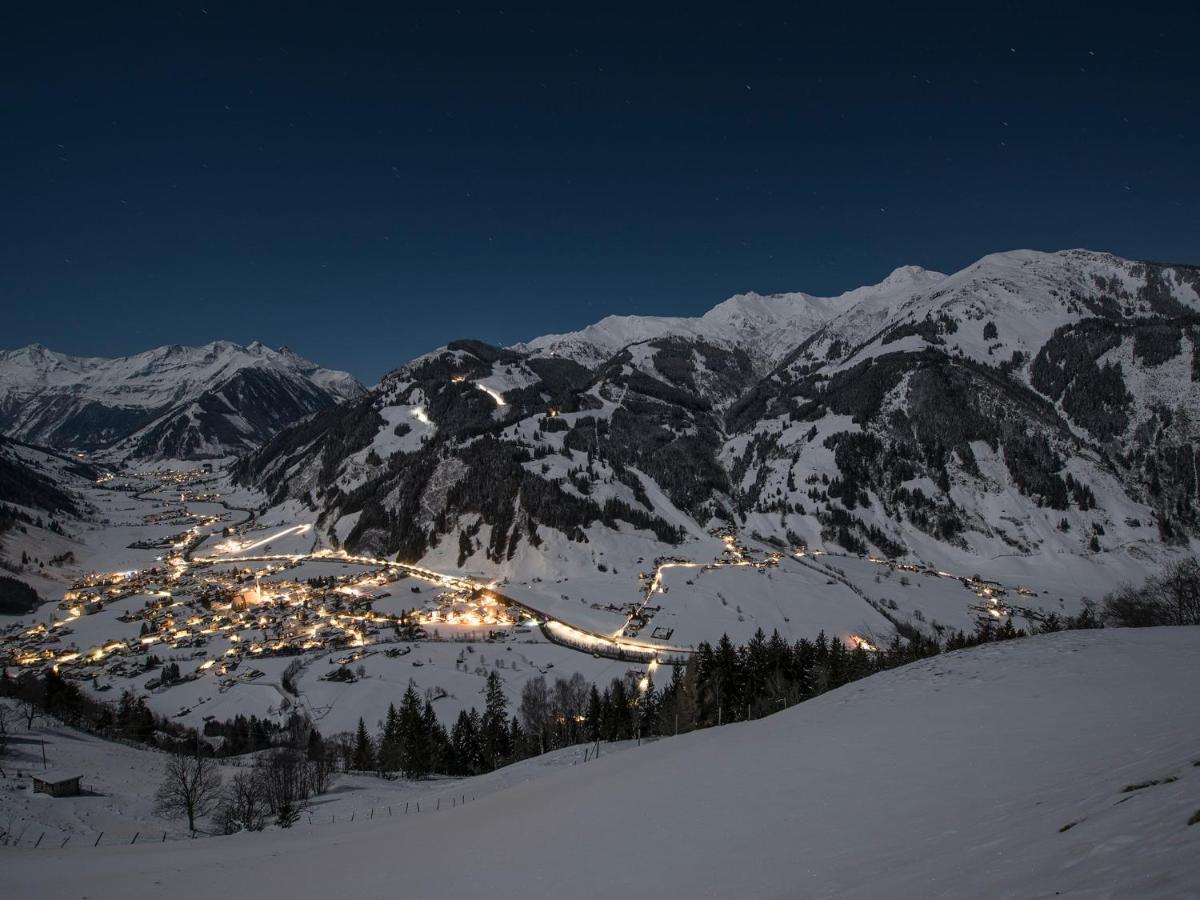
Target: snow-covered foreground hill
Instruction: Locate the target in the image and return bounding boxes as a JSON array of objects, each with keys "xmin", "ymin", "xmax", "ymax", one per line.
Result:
[
  {"xmin": 0, "ymin": 704, "xmax": 645, "ymax": 849},
  {"xmin": 6, "ymin": 628, "xmax": 1198, "ymax": 899}
]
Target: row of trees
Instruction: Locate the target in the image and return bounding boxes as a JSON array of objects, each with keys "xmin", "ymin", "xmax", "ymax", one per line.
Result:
[
  {"xmin": 348, "ymin": 672, "xmax": 514, "ymax": 779},
  {"xmin": 340, "ymin": 614, "xmax": 1052, "ymax": 784},
  {"xmin": 1102, "ymin": 557, "xmax": 1200, "ymax": 626},
  {"xmin": 0, "ymin": 667, "xmax": 316, "ymax": 757},
  {"xmin": 156, "ymin": 743, "xmax": 336, "ymax": 834}
]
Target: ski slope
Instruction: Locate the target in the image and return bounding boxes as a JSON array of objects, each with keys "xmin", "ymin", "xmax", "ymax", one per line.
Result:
[{"xmin": 5, "ymin": 627, "xmax": 1198, "ymax": 898}]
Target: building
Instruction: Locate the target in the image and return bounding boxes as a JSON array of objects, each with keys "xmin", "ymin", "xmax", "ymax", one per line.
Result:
[{"xmin": 31, "ymin": 771, "xmax": 82, "ymax": 798}]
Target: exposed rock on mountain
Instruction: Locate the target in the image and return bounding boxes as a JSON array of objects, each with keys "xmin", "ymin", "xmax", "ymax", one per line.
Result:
[{"xmin": 0, "ymin": 341, "xmax": 364, "ymax": 459}]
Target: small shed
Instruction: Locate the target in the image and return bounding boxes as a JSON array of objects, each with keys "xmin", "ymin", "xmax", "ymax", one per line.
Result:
[{"xmin": 31, "ymin": 771, "xmax": 83, "ymax": 798}]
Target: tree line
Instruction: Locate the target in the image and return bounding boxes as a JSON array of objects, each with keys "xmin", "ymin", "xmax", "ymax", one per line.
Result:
[{"xmin": 337, "ymin": 611, "xmax": 1080, "ymax": 783}]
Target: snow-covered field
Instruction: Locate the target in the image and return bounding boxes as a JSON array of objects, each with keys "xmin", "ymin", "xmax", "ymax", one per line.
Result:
[
  {"xmin": 3, "ymin": 627, "xmax": 1198, "ymax": 898},
  {"xmin": 648, "ymin": 556, "xmax": 895, "ymax": 646},
  {"xmin": 136, "ymin": 635, "xmax": 637, "ymax": 736},
  {"xmin": 0, "ymin": 699, "xmax": 645, "ymax": 849}
]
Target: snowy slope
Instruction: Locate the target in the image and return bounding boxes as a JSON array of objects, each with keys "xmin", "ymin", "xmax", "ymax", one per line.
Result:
[
  {"xmin": 785, "ymin": 248, "xmax": 1200, "ymax": 372},
  {"xmin": 5, "ymin": 628, "xmax": 1198, "ymax": 899},
  {"xmin": 731, "ymin": 249, "xmax": 1200, "ymax": 574},
  {"xmin": 518, "ymin": 264, "xmax": 947, "ymax": 372},
  {"xmin": 0, "ymin": 700, "xmax": 647, "ymax": 849},
  {"xmin": 0, "ymin": 341, "xmax": 364, "ymax": 459}
]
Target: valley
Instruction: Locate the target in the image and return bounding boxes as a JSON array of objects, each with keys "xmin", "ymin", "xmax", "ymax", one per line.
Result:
[{"xmin": 0, "ymin": 451, "xmax": 1135, "ymax": 739}]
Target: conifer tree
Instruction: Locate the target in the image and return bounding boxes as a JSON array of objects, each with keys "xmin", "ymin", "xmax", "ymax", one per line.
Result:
[
  {"xmin": 352, "ymin": 717, "xmax": 375, "ymax": 771},
  {"xmin": 481, "ymin": 671, "xmax": 510, "ymax": 769},
  {"xmin": 585, "ymin": 684, "xmax": 602, "ymax": 743},
  {"xmin": 378, "ymin": 703, "xmax": 402, "ymax": 773}
]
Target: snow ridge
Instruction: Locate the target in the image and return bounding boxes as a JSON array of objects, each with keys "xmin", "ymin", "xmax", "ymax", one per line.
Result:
[{"xmin": 0, "ymin": 341, "xmax": 365, "ymax": 459}]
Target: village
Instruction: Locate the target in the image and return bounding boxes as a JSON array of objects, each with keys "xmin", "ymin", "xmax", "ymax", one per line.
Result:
[{"xmin": 0, "ymin": 466, "xmax": 535, "ymax": 706}]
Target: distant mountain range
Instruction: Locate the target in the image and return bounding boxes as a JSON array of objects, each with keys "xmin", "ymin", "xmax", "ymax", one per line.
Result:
[
  {"xmin": 232, "ymin": 249, "xmax": 1200, "ymax": 582},
  {"xmin": 0, "ymin": 341, "xmax": 364, "ymax": 460}
]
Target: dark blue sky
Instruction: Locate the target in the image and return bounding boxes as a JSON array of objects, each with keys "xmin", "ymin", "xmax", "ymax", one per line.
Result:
[{"xmin": 3, "ymin": 3, "xmax": 1197, "ymax": 382}]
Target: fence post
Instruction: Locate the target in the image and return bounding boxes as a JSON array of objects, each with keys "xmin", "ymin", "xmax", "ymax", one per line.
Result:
[
  {"xmin": 350, "ymin": 811, "xmax": 355, "ymax": 822},
  {"xmin": 436, "ymin": 798, "xmax": 440, "ymax": 811},
  {"xmin": 162, "ymin": 832, "xmax": 167, "ymax": 842},
  {"xmin": 94, "ymin": 832, "xmax": 104, "ymax": 847},
  {"xmin": 34, "ymin": 832, "xmax": 44, "ymax": 849},
  {"xmin": 388, "ymin": 806, "xmax": 392, "ymax": 817},
  {"xmin": 131, "ymin": 832, "xmax": 139, "ymax": 845},
  {"xmin": 405, "ymin": 802, "xmax": 409, "ymax": 814},
  {"xmin": 61, "ymin": 836, "xmax": 70, "ymax": 848},
  {"xmin": 416, "ymin": 801, "xmax": 420, "ymax": 813},
  {"xmin": 370, "ymin": 808, "xmax": 374, "ymax": 819}
]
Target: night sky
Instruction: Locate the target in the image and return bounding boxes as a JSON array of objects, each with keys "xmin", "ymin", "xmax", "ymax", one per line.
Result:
[{"xmin": 3, "ymin": 3, "xmax": 1197, "ymax": 383}]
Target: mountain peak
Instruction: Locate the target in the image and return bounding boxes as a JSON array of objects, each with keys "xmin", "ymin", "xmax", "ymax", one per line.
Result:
[
  {"xmin": 0, "ymin": 340, "xmax": 365, "ymax": 458},
  {"xmin": 877, "ymin": 264, "xmax": 940, "ymax": 287}
]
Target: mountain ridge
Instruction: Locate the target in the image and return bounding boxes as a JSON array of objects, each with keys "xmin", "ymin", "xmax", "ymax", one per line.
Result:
[
  {"xmin": 0, "ymin": 340, "xmax": 364, "ymax": 460},
  {"xmin": 513, "ymin": 262, "xmax": 949, "ymax": 371},
  {"xmin": 232, "ymin": 248, "xmax": 1200, "ymax": 647}
]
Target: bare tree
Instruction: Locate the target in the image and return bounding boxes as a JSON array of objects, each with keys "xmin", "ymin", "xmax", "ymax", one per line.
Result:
[
  {"xmin": 1104, "ymin": 557, "xmax": 1200, "ymax": 627},
  {"xmin": 215, "ymin": 771, "xmax": 268, "ymax": 834},
  {"xmin": 256, "ymin": 748, "xmax": 311, "ymax": 827},
  {"xmin": 519, "ymin": 675, "xmax": 551, "ymax": 755},
  {"xmin": 0, "ymin": 705, "xmax": 10, "ymax": 759},
  {"xmin": 1160, "ymin": 558, "xmax": 1200, "ymax": 625},
  {"xmin": 154, "ymin": 750, "xmax": 223, "ymax": 833},
  {"xmin": 18, "ymin": 699, "xmax": 39, "ymax": 732},
  {"xmin": 306, "ymin": 748, "xmax": 336, "ymax": 796},
  {"xmin": 552, "ymin": 673, "xmax": 589, "ymax": 746},
  {"xmin": 280, "ymin": 660, "xmax": 303, "ymax": 697}
]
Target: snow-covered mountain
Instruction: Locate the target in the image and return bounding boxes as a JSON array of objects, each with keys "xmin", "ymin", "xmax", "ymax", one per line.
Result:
[
  {"xmin": 0, "ymin": 341, "xmax": 364, "ymax": 460},
  {"xmin": 234, "ymin": 248, "xmax": 1199, "ymax": 638},
  {"xmin": 0, "ymin": 435, "xmax": 94, "ymax": 521},
  {"xmin": 517, "ymin": 264, "xmax": 947, "ymax": 372}
]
